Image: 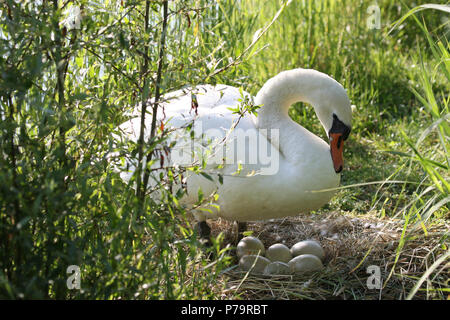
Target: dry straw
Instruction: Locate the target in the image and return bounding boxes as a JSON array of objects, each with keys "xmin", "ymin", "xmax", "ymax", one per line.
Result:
[{"xmin": 210, "ymin": 212, "xmax": 449, "ymax": 300}]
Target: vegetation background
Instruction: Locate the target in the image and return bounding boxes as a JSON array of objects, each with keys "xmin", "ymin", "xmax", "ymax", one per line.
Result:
[{"xmin": 0, "ymin": 0, "xmax": 448, "ymax": 299}]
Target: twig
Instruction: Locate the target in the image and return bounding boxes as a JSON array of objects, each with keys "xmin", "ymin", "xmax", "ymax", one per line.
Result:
[
  {"xmin": 135, "ymin": 0, "xmax": 153, "ymax": 200},
  {"xmin": 141, "ymin": 1, "xmax": 169, "ymax": 196}
]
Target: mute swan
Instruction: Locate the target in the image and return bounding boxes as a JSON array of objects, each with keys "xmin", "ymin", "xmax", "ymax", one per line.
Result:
[{"xmin": 116, "ymin": 68, "xmax": 352, "ymax": 241}]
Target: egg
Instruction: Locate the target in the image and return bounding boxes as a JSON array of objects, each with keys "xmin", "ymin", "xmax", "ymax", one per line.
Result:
[
  {"xmin": 236, "ymin": 236, "xmax": 265, "ymax": 258},
  {"xmin": 290, "ymin": 240, "xmax": 325, "ymax": 261},
  {"xmin": 288, "ymin": 254, "xmax": 324, "ymax": 273},
  {"xmin": 265, "ymin": 243, "xmax": 292, "ymax": 263},
  {"xmin": 239, "ymin": 255, "xmax": 271, "ymax": 274},
  {"xmin": 263, "ymin": 261, "xmax": 291, "ymax": 275}
]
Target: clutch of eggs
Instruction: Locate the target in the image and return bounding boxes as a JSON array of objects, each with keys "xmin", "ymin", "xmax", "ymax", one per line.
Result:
[{"xmin": 237, "ymin": 237, "xmax": 325, "ymax": 275}]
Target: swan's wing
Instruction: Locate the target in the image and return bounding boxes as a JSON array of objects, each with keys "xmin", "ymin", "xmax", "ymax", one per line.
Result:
[
  {"xmin": 113, "ymin": 84, "xmax": 282, "ymax": 220},
  {"xmin": 113, "ymin": 84, "xmax": 259, "ymax": 181},
  {"xmin": 126, "ymin": 84, "xmax": 252, "ymax": 117},
  {"xmin": 117, "ymin": 84, "xmax": 253, "ymax": 140}
]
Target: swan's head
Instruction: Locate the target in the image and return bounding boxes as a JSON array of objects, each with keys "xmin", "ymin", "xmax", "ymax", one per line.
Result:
[
  {"xmin": 315, "ymin": 85, "xmax": 352, "ymax": 174},
  {"xmin": 328, "ymin": 113, "xmax": 351, "ymax": 173},
  {"xmin": 256, "ymin": 68, "xmax": 353, "ymax": 173}
]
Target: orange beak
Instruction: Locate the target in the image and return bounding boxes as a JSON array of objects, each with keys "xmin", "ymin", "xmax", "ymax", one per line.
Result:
[{"xmin": 330, "ymin": 132, "xmax": 344, "ymax": 173}]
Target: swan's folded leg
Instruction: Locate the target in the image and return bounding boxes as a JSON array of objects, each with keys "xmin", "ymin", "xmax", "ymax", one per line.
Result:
[
  {"xmin": 233, "ymin": 221, "xmax": 247, "ymax": 243},
  {"xmin": 196, "ymin": 221, "xmax": 212, "ymax": 246},
  {"xmin": 238, "ymin": 222, "xmax": 247, "ymax": 240}
]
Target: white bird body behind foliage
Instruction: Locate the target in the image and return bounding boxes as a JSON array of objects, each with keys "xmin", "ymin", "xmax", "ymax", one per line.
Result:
[{"xmin": 116, "ymin": 68, "xmax": 352, "ymax": 222}]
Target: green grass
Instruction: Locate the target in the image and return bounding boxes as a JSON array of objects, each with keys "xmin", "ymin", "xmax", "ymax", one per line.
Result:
[{"xmin": 0, "ymin": 0, "xmax": 448, "ymax": 299}]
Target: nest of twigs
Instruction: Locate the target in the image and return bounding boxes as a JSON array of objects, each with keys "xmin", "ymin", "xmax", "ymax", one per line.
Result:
[{"xmin": 209, "ymin": 212, "xmax": 449, "ymax": 300}]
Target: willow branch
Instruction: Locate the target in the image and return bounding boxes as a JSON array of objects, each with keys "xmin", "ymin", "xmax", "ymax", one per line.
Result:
[{"xmin": 141, "ymin": 0, "xmax": 169, "ymax": 196}]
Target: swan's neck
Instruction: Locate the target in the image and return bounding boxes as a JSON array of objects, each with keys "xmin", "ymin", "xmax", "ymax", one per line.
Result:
[
  {"xmin": 255, "ymin": 69, "xmax": 342, "ymax": 165},
  {"xmin": 255, "ymin": 69, "xmax": 334, "ymax": 132}
]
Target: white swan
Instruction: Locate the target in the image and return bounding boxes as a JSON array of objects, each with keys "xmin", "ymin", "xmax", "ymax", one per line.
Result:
[{"xmin": 116, "ymin": 68, "xmax": 352, "ymax": 231}]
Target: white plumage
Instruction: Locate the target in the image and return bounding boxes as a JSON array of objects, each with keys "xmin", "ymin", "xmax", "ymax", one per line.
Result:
[{"xmin": 115, "ymin": 68, "xmax": 352, "ymax": 222}]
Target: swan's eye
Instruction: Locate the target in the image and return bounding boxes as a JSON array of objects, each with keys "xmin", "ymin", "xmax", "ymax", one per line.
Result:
[{"xmin": 329, "ymin": 114, "xmax": 351, "ymax": 140}]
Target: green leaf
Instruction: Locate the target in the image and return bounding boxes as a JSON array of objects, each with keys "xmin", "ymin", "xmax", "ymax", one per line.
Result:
[{"xmin": 200, "ymin": 171, "xmax": 214, "ymax": 182}]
